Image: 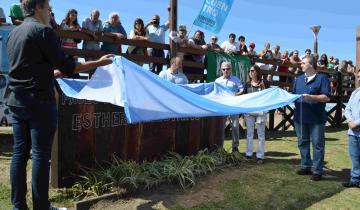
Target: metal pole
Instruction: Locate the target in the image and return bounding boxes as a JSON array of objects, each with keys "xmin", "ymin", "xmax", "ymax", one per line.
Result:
[{"xmin": 169, "ymin": 0, "xmax": 178, "ymax": 58}]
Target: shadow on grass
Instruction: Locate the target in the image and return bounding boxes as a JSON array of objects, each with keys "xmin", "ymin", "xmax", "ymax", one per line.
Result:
[{"xmin": 265, "ymin": 151, "xmax": 297, "ymax": 157}]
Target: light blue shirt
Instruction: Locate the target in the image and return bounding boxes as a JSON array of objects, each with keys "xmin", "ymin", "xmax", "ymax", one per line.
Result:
[
  {"xmin": 345, "ymin": 88, "xmax": 360, "ymax": 137},
  {"xmin": 214, "ymin": 75, "xmax": 243, "ymax": 94},
  {"xmin": 147, "ymin": 24, "xmax": 168, "ymax": 44},
  {"xmin": 159, "ymin": 69, "xmax": 188, "ymax": 84},
  {"xmin": 82, "ymin": 18, "xmax": 103, "ymax": 50}
]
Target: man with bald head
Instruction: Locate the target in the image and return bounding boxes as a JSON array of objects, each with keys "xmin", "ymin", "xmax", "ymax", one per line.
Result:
[
  {"xmin": 145, "ymin": 9, "xmax": 170, "ymax": 74},
  {"xmin": 82, "ymin": 10, "xmax": 102, "ymax": 52}
]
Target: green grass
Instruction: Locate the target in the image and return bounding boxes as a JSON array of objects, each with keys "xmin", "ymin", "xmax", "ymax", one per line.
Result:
[{"xmin": 172, "ymin": 126, "xmax": 360, "ymax": 210}]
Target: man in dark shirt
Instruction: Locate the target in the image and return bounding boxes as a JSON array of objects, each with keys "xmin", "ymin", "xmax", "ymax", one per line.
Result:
[
  {"xmin": 6, "ymin": 1, "xmax": 113, "ymax": 210},
  {"xmin": 293, "ymin": 55, "xmax": 331, "ymax": 181}
]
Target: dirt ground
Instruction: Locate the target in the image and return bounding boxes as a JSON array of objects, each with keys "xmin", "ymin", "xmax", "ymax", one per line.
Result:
[{"xmin": 89, "ymin": 167, "xmax": 248, "ymax": 210}]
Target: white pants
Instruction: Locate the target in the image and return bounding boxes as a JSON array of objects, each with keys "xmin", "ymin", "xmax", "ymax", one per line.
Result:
[
  {"xmin": 223, "ymin": 115, "xmax": 239, "ymax": 149},
  {"xmin": 245, "ymin": 114, "xmax": 266, "ymax": 158}
]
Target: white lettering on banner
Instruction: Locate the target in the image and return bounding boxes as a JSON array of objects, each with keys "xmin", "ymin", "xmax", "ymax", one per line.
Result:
[
  {"xmin": 204, "ymin": 0, "xmax": 229, "ymax": 16},
  {"xmin": 62, "ymin": 95, "xmax": 98, "ymax": 106},
  {"xmin": 71, "ymin": 111, "xmax": 201, "ymax": 131},
  {"xmin": 71, "ymin": 112, "xmax": 125, "ymax": 131}
]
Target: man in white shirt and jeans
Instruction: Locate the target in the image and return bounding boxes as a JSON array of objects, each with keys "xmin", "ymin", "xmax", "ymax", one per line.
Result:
[{"xmin": 215, "ymin": 61, "xmax": 243, "ymax": 152}]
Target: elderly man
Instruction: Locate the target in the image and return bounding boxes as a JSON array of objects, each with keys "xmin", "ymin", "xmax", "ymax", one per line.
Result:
[
  {"xmin": 146, "ymin": 11, "xmax": 170, "ymax": 74},
  {"xmin": 82, "ymin": 10, "xmax": 103, "ymax": 52},
  {"xmin": 293, "ymin": 55, "xmax": 331, "ymax": 181},
  {"xmin": 101, "ymin": 12, "xmax": 126, "ymax": 54},
  {"xmin": 206, "ymin": 35, "xmax": 223, "ymax": 52},
  {"xmin": 159, "ymin": 56, "xmax": 188, "ymax": 84},
  {"xmin": 215, "ymin": 61, "xmax": 243, "ymax": 152},
  {"xmin": 6, "ymin": 0, "xmax": 113, "ymax": 209},
  {"xmin": 343, "ymin": 71, "xmax": 360, "ymax": 188}
]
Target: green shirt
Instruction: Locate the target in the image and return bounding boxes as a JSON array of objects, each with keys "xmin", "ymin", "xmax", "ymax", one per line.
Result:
[{"xmin": 9, "ymin": 4, "xmax": 24, "ymax": 20}]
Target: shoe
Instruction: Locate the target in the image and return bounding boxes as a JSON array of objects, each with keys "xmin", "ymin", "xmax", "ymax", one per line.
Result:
[
  {"xmin": 245, "ymin": 155, "xmax": 252, "ymax": 159},
  {"xmin": 342, "ymin": 182, "xmax": 359, "ymax": 188},
  {"xmin": 296, "ymin": 168, "xmax": 312, "ymax": 175},
  {"xmin": 232, "ymin": 147, "xmax": 239, "ymax": 153},
  {"xmin": 311, "ymin": 174, "xmax": 322, "ymax": 181},
  {"xmin": 49, "ymin": 206, "xmax": 68, "ymax": 210},
  {"xmin": 256, "ymin": 158, "xmax": 264, "ymax": 164}
]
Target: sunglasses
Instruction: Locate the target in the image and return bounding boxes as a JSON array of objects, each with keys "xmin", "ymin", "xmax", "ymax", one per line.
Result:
[
  {"xmin": 222, "ymin": 68, "xmax": 231, "ymax": 71},
  {"xmin": 211, "ymin": 38, "xmax": 217, "ymax": 40},
  {"xmin": 250, "ymin": 69, "xmax": 255, "ymax": 72}
]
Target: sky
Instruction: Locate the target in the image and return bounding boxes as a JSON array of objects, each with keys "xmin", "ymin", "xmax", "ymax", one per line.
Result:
[{"xmin": 1, "ymin": 0, "xmax": 359, "ymax": 62}]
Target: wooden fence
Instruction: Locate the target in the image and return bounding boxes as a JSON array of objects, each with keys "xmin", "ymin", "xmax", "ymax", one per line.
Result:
[{"xmin": 55, "ymin": 29, "xmax": 356, "ymax": 131}]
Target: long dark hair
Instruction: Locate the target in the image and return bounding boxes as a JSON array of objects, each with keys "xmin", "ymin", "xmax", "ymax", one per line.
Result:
[
  {"xmin": 319, "ymin": 53, "xmax": 328, "ymax": 66},
  {"xmin": 133, "ymin": 18, "xmax": 146, "ymax": 36},
  {"xmin": 248, "ymin": 65, "xmax": 266, "ymax": 89},
  {"xmin": 63, "ymin": 9, "xmax": 79, "ymax": 27}
]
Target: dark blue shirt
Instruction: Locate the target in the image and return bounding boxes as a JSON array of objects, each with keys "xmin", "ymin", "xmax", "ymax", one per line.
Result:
[
  {"xmin": 293, "ymin": 73, "xmax": 331, "ymax": 124},
  {"xmin": 6, "ymin": 17, "xmax": 76, "ymax": 107}
]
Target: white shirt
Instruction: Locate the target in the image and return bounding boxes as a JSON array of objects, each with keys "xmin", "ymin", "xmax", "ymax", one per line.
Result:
[
  {"xmin": 272, "ymin": 51, "xmax": 281, "ymax": 59},
  {"xmin": 159, "ymin": 69, "xmax": 188, "ymax": 84},
  {"xmin": 215, "ymin": 75, "xmax": 243, "ymax": 94},
  {"xmin": 147, "ymin": 24, "xmax": 168, "ymax": 44},
  {"xmin": 220, "ymin": 41, "xmax": 239, "ymax": 53}
]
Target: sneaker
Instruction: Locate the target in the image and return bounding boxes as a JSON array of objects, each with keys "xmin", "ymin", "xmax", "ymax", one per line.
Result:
[
  {"xmin": 232, "ymin": 147, "xmax": 239, "ymax": 153},
  {"xmin": 256, "ymin": 158, "xmax": 264, "ymax": 164},
  {"xmin": 342, "ymin": 182, "xmax": 360, "ymax": 188},
  {"xmin": 311, "ymin": 174, "xmax": 322, "ymax": 181},
  {"xmin": 296, "ymin": 168, "xmax": 312, "ymax": 175},
  {"xmin": 50, "ymin": 206, "xmax": 68, "ymax": 210}
]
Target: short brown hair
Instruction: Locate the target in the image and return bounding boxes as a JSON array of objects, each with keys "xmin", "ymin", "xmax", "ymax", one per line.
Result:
[{"xmin": 21, "ymin": 0, "xmax": 48, "ymax": 17}]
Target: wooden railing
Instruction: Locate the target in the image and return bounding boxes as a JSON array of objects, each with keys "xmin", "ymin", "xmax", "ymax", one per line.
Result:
[{"xmin": 55, "ymin": 29, "xmax": 357, "ymax": 129}]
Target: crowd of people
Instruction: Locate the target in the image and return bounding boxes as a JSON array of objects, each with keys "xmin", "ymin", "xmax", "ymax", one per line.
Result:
[
  {"xmin": 1, "ymin": 1, "xmax": 360, "ymax": 210},
  {"xmin": 1, "ymin": 1, "xmax": 357, "ymax": 82}
]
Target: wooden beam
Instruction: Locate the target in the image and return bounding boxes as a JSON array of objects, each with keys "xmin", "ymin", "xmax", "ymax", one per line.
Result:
[{"xmin": 169, "ymin": 0, "xmax": 178, "ymax": 58}]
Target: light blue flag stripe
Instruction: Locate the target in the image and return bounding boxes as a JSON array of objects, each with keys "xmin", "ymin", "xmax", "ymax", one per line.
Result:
[{"xmin": 57, "ymin": 56, "xmax": 301, "ymax": 124}]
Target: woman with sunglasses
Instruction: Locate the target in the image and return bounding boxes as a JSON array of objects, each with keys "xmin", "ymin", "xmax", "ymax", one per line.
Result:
[
  {"xmin": 127, "ymin": 18, "xmax": 148, "ymax": 66},
  {"xmin": 243, "ymin": 65, "xmax": 267, "ymax": 163}
]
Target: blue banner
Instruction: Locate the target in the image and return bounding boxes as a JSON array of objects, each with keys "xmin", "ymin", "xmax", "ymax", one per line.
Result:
[{"xmin": 193, "ymin": 0, "xmax": 234, "ymax": 33}]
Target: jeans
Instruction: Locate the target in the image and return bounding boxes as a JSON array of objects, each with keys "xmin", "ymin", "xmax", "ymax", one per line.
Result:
[
  {"xmin": 294, "ymin": 122, "xmax": 325, "ymax": 175},
  {"xmin": 148, "ymin": 48, "xmax": 164, "ymax": 74},
  {"xmin": 223, "ymin": 115, "xmax": 239, "ymax": 149},
  {"xmin": 349, "ymin": 135, "xmax": 360, "ymax": 184},
  {"xmin": 10, "ymin": 104, "xmax": 57, "ymax": 210},
  {"xmin": 245, "ymin": 114, "xmax": 266, "ymax": 158}
]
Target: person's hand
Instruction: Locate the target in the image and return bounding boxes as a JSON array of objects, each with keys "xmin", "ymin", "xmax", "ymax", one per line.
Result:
[
  {"xmin": 116, "ymin": 33, "xmax": 125, "ymax": 39},
  {"xmin": 302, "ymin": 94, "xmax": 311, "ymax": 100},
  {"xmin": 98, "ymin": 54, "xmax": 114, "ymax": 66},
  {"xmin": 54, "ymin": 70, "xmax": 64, "ymax": 78},
  {"xmin": 348, "ymin": 121, "xmax": 360, "ymax": 131}
]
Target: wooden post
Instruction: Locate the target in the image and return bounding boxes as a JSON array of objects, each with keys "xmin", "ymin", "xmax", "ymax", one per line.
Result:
[
  {"xmin": 356, "ymin": 26, "xmax": 360, "ymax": 88},
  {"xmin": 169, "ymin": 0, "xmax": 178, "ymax": 58},
  {"xmin": 334, "ymin": 71, "xmax": 343, "ymax": 126}
]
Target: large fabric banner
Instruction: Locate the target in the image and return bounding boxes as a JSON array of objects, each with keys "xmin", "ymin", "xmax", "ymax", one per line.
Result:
[
  {"xmin": 57, "ymin": 56, "xmax": 301, "ymax": 124},
  {"xmin": 193, "ymin": 0, "xmax": 234, "ymax": 33},
  {"xmin": 206, "ymin": 51, "xmax": 251, "ymax": 83}
]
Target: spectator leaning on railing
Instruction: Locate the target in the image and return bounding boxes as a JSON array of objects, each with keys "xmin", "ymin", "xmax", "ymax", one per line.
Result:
[
  {"xmin": 221, "ymin": 33, "xmax": 239, "ymax": 54},
  {"xmin": 9, "ymin": 0, "xmax": 24, "ymax": 25},
  {"xmin": 145, "ymin": 9, "xmax": 170, "ymax": 74},
  {"xmin": 206, "ymin": 35, "xmax": 223, "ymax": 52},
  {"xmin": 82, "ymin": 10, "xmax": 103, "ymax": 53},
  {"xmin": 60, "ymin": 9, "xmax": 81, "ymax": 50},
  {"xmin": 248, "ymin": 42, "xmax": 257, "ymax": 57},
  {"xmin": 169, "ymin": 24, "xmax": 190, "ymax": 59},
  {"xmin": 101, "ymin": 12, "xmax": 127, "ymax": 54},
  {"xmin": 238, "ymin": 35, "xmax": 248, "ymax": 55},
  {"xmin": 127, "ymin": 18, "xmax": 149, "ymax": 67}
]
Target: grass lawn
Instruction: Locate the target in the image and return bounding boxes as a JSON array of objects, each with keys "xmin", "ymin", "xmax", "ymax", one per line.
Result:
[{"xmin": 1, "ymin": 125, "xmax": 359, "ymax": 210}]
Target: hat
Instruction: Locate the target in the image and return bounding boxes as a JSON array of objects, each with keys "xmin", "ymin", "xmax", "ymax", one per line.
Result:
[{"xmin": 249, "ymin": 42, "xmax": 255, "ymax": 48}]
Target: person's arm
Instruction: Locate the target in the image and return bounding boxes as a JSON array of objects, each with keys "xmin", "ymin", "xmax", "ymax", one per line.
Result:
[
  {"xmin": 302, "ymin": 94, "xmax": 330, "ymax": 102},
  {"xmin": 73, "ymin": 55, "xmax": 113, "ymax": 73},
  {"xmin": 39, "ymin": 27, "xmax": 113, "ymax": 75}
]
